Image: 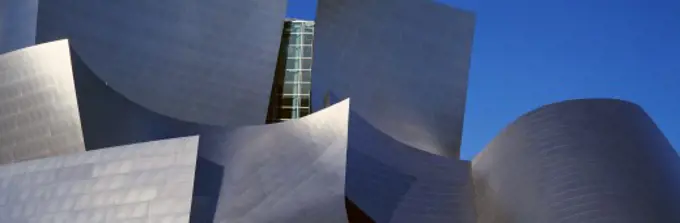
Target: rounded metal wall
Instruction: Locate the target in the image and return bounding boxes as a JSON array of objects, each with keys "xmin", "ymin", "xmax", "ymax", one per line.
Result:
[
  {"xmin": 472, "ymin": 99, "xmax": 680, "ymax": 223},
  {"xmin": 36, "ymin": 0, "xmax": 287, "ymax": 126}
]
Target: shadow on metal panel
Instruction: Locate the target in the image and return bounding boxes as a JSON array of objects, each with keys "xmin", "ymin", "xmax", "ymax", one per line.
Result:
[
  {"xmin": 191, "ymin": 99, "xmax": 350, "ymax": 222},
  {"xmin": 346, "ymin": 110, "xmax": 477, "ymax": 223}
]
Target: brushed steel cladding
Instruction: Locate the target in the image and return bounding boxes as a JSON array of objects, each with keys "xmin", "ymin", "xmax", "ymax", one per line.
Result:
[
  {"xmin": 198, "ymin": 99, "xmax": 350, "ymax": 223},
  {"xmin": 312, "ymin": 0, "xmax": 476, "ymax": 157},
  {"xmin": 0, "ymin": 40, "xmax": 85, "ymax": 164},
  {"xmin": 346, "ymin": 111, "xmax": 477, "ymax": 223},
  {"xmin": 472, "ymin": 99, "xmax": 680, "ymax": 223},
  {"xmin": 36, "ymin": 0, "xmax": 287, "ymax": 125},
  {"xmin": 0, "ymin": 136, "xmax": 199, "ymax": 223},
  {"xmin": 0, "ymin": 0, "xmax": 37, "ymax": 54},
  {"xmin": 69, "ymin": 47, "xmax": 222, "ymax": 150}
]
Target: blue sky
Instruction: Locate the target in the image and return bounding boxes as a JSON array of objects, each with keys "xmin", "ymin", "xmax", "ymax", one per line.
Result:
[{"xmin": 287, "ymin": 0, "xmax": 680, "ymax": 160}]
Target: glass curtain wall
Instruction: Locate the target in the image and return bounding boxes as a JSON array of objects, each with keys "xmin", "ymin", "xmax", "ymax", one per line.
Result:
[{"xmin": 278, "ymin": 19, "xmax": 314, "ymax": 121}]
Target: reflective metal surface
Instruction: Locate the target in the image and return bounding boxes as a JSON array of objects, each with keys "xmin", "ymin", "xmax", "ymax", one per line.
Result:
[
  {"xmin": 0, "ymin": 40, "xmax": 85, "ymax": 164},
  {"xmin": 472, "ymin": 99, "xmax": 680, "ymax": 223},
  {"xmin": 0, "ymin": 136, "xmax": 199, "ymax": 223},
  {"xmin": 0, "ymin": 0, "xmax": 37, "ymax": 54},
  {"xmin": 313, "ymin": 0, "xmax": 476, "ymax": 157},
  {"xmin": 346, "ymin": 111, "xmax": 477, "ymax": 223},
  {"xmin": 69, "ymin": 48, "xmax": 221, "ymax": 150},
  {"xmin": 36, "ymin": 0, "xmax": 287, "ymax": 126},
  {"xmin": 197, "ymin": 99, "xmax": 350, "ymax": 223}
]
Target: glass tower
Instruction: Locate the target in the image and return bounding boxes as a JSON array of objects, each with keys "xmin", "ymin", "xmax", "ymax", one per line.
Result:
[{"xmin": 268, "ymin": 19, "xmax": 315, "ymax": 123}]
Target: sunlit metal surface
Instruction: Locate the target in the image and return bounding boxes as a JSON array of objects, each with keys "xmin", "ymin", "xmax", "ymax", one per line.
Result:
[
  {"xmin": 197, "ymin": 99, "xmax": 350, "ymax": 223},
  {"xmin": 346, "ymin": 111, "xmax": 477, "ymax": 223},
  {"xmin": 0, "ymin": 40, "xmax": 84, "ymax": 164},
  {"xmin": 313, "ymin": 0, "xmax": 476, "ymax": 157},
  {"xmin": 0, "ymin": 0, "xmax": 37, "ymax": 54},
  {"xmin": 0, "ymin": 136, "xmax": 199, "ymax": 223},
  {"xmin": 472, "ymin": 99, "xmax": 680, "ymax": 223},
  {"xmin": 36, "ymin": 0, "xmax": 287, "ymax": 126}
]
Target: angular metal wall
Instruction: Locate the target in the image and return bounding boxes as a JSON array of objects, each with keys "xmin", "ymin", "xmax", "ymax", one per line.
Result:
[
  {"xmin": 312, "ymin": 0, "xmax": 476, "ymax": 157},
  {"xmin": 36, "ymin": 0, "xmax": 288, "ymax": 126},
  {"xmin": 0, "ymin": 40, "xmax": 85, "ymax": 164},
  {"xmin": 346, "ymin": 111, "xmax": 477, "ymax": 223},
  {"xmin": 0, "ymin": 136, "xmax": 199, "ymax": 222},
  {"xmin": 472, "ymin": 99, "xmax": 680, "ymax": 223},
  {"xmin": 197, "ymin": 99, "xmax": 350, "ymax": 223},
  {"xmin": 0, "ymin": 0, "xmax": 37, "ymax": 54}
]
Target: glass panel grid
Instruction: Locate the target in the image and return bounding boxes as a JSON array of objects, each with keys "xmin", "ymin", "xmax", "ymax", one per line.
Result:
[{"xmin": 278, "ymin": 20, "xmax": 314, "ymax": 121}]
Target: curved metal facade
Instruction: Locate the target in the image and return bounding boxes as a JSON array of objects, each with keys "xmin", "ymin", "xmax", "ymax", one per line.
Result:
[
  {"xmin": 312, "ymin": 0, "xmax": 476, "ymax": 157},
  {"xmin": 346, "ymin": 111, "xmax": 477, "ymax": 223},
  {"xmin": 69, "ymin": 47, "xmax": 221, "ymax": 150},
  {"xmin": 36, "ymin": 0, "xmax": 287, "ymax": 126},
  {"xmin": 0, "ymin": 136, "xmax": 199, "ymax": 223},
  {"xmin": 472, "ymin": 99, "xmax": 680, "ymax": 223},
  {"xmin": 196, "ymin": 99, "xmax": 350, "ymax": 223},
  {"xmin": 0, "ymin": 0, "xmax": 37, "ymax": 54},
  {"xmin": 0, "ymin": 40, "xmax": 85, "ymax": 164}
]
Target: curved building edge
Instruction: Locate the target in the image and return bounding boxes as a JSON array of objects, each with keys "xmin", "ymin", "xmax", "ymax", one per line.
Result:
[
  {"xmin": 67, "ymin": 46, "xmax": 226, "ymax": 150},
  {"xmin": 0, "ymin": 39, "xmax": 85, "ymax": 164},
  {"xmin": 346, "ymin": 110, "xmax": 477, "ymax": 223},
  {"xmin": 312, "ymin": 0, "xmax": 476, "ymax": 157},
  {"xmin": 193, "ymin": 99, "xmax": 350, "ymax": 223},
  {"xmin": 472, "ymin": 98, "xmax": 680, "ymax": 223},
  {"xmin": 35, "ymin": 0, "xmax": 288, "ymax": 126}
]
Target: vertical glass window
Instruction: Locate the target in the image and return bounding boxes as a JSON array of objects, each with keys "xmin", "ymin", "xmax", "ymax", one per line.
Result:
[
  {"xmin": 300, "ymin": 97, "xmax": 311, "ymax": 107},
  {"xmin": 300, "ymin": 83, "xmax": 311, "ymax": 94},
  {"xmin": 303, "ymin": 47, "xmax": 313, "ymax": 57},
  {"xmin": 301, "ymin": 59, "xmax": 313, "ymax": 69},
  {"xmin": 300, "ymin": 71, "xmax": 312, "ymax": 82},
  {"xmin": 287, "ymin": 45, "xmax": 302, "ymax": 57},
  {"xmin": 291, "ymin": 24, "xmax": 303, "ymax": 32},
  {"xmin": 283, "ymin": 83, "xmax": 296, "ymax": 94},
  {"xmin": 278, "ymin": 108, "xmax": 293, "ymax": 119},
  {"xmin": 286, "ymin": 59, "xmax": 300, "ymax": 69},
  {"xmin": 288, "ymin": 34, "xmax": 301, "ymax": 45},
  {"xmin": 284, "ymin": 71, "xmax": 298, "ymax": 82},
  {"xmin": 303, "ymin": 34, "xmax": 314, "ymax": 44}
]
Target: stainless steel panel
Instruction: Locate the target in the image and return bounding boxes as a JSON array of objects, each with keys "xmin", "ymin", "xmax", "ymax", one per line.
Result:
[
  {"xmin": 0, "ymin": 136, "xmax": 199, "ymax": 223},
  {"xmin": 0, "ymin": 40, "xmax": 85, "ymax": 164},
  {"xmin": 198, "ymin": 99, "xmax": 351, "ymax": 223},
  {"xmin": 36, "ymin": 0, "xmax": 288, "ymax": 126},
  {"xmin": 346, "ymin": 111, "xmax": 477, "ymax": 223},
  {"xmin": 472, "ymin": 99, "xmax": 680, "ymax": 223},
  {"xmin": 313, "ymin": 0, "xmax": 475, "ymax": 157}
]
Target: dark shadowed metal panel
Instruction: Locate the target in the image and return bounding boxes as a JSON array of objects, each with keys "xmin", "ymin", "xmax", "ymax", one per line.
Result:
[
  {"xmin": 69, "ymin": 47, "xmax": 223, "ymax": 150},
  {"xmin": 312, "ymin": 0, "xmax": 475, "ymax": 157},
  {"xmin": 197, "ymin": 99, "xmax": 350, "ymax": 223},
  {"xmin": 36, "ymin": 0, "xmax": 287, "ymax": 126},
  {"xmin": 472, "ymin": 99, "xmax": 680, "ymax": 223},
  {"xmin": 0, "ymin": 136, "xmax": 199, "ymax": 222},
  {"xmin": 0, "ymin": 40, "xmax": 85, "ymax": 164},
  {"xmin": 0, "ymin": 0, "xmax": 37, "ymax": 54},
  {"xmin": 346, "ymin": 111, "xmax": 477, "ymax": 223}
]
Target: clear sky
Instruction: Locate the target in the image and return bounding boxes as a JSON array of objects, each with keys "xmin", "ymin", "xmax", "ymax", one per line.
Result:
[{"xmin": 286, "ymin": 0, "xmax": 680, "ymax": 160}]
